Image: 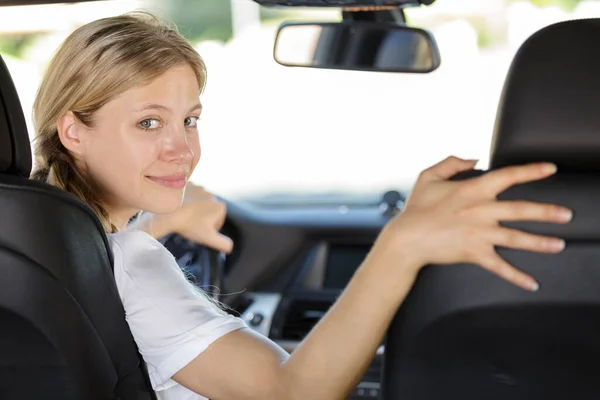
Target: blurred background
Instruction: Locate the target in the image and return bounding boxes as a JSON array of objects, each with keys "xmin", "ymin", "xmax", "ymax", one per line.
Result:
[{"xmin": 1, "ymin": 0, "xmax": 598, "ymax": 199}]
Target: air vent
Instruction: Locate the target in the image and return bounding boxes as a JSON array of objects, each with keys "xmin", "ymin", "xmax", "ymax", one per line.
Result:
[{"xmin": 280, "ymin": 299, "xmax": 333, "ymax": 340}]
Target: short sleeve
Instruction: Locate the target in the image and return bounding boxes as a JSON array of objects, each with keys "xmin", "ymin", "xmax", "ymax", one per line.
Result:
[{"xmin": 108, "ymin": 230, "xmax": 248, "ymax": 391}]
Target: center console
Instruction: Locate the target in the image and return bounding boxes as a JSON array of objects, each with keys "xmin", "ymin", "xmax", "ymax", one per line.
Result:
[{"xmin": 296, "ymin": 241, "xmax": 373, "ymax": 292}]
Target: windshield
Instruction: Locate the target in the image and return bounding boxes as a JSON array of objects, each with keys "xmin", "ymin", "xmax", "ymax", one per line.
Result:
[{"xmin": 2, "ymin": 0, "xmax": 597, "ymax": 199}]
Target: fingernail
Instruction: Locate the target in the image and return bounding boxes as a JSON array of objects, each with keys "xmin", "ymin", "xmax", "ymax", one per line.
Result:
[
  {"xmin": 542, "ymin": 163, "xmax": 557, "ymax": 174},
  {"xmin": 527, "ymin": 280, "xmax": 540, "ymax": 292},
  {"xmin": 548, "ymin": 239, "xmax": 565, "ymax": 252},
  {"xmin": 557, "ymin": 208, "xmax": 573, "ymax": 222}
]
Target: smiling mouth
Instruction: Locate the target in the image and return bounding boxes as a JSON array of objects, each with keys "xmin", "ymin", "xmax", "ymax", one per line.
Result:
[{"xmin": 146, "ymin": 174, "xmax": 187, "ymax": 189}]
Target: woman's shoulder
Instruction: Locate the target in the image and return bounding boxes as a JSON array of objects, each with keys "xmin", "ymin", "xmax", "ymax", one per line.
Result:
[
  {"xmin": 107, "ymin": 229, "xmax": 179, "ymax": 277},
  {"xmin": 107, "ymin": 229, "xmax": 193, "ymax": 314},
  {"xmin": 108, "ymin": 229, "xmax": 164, "ymax": 254}
]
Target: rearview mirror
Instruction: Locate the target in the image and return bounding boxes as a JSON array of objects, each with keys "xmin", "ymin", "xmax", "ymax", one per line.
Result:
[
  {"xmin": 274, "ymin": 21, "xmax": 440, "ymax": 73},
  {"xmin": 255, "ymin": 0, "xmax": 436, "ymax": 6}
]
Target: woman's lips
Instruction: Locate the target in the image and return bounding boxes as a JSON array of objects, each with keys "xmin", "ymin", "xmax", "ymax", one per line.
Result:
[{"xmin": 146, "ymin": 174, "xmax": 187, "ymax": 189}]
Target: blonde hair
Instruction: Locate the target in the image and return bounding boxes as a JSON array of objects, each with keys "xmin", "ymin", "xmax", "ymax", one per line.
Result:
[{"xmin": 30, "ymin": 12, "xmax": 207, "ymax": 232}]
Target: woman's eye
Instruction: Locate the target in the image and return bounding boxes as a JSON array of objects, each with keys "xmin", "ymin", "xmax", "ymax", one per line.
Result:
[
  {"xmin": 138, "ymin": 118, "xmax": 161, "ymax": 130},
  {"xmin": 184, "ymin": 116, "xmax": 199, "ymax": 128}
]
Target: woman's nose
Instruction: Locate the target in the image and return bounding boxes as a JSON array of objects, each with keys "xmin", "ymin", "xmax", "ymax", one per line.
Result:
[{"xmin": 163, "ymin": 125, "xmax": 194, "ymax": 163}]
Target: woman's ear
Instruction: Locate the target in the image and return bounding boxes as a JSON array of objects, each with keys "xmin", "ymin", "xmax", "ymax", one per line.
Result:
[{"xmin": 56, "ymin": 111, "xmax": 85, "ymax": 156}]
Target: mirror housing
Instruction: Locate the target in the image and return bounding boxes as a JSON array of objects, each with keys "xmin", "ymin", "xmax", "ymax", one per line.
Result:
[
  {"xmin": 254, "ymin": 0, "xmax": 436, "ymax": 7},
  {"xmin": 274, "ymin": 21, "xmax": 440, "ymax": 73}
]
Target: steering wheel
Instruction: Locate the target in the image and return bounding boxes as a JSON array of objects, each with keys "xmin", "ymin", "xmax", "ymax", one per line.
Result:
[{"xmin": 159, "ymin": 233, "xmax": 226, "ymax": 301}]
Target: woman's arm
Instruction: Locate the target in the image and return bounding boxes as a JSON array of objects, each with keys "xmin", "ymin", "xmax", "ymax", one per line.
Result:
[
  {"xmin": 172, "ymin": 158, "xmax": 572, "ymax": 400},
  {"xmin": 173, "ymin": 243, "xmax": 419, "ymax": 400}
]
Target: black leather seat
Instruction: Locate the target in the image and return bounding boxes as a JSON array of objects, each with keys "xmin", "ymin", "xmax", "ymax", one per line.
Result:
[
  {"xmin": 0, "ymin": 56, "xmax": 155, "ymax": 399},
  {"xmin": 382, "ymin": 19, "xmax": 600, "ymax": 400}
]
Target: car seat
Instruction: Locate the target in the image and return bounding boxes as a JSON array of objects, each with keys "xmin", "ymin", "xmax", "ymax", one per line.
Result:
[
  {"xmin": 382, "ymin": 19, "xmax": 600, "ymax": 400},
  {"xmin": 0, "ymin": 55, "xmax": 156, "ymax": 399}
]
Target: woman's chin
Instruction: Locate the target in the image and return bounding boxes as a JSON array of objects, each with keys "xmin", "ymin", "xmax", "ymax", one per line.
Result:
[{"xmin": 141, "ymin": 196, "xmax": 184, "ymax": 215}]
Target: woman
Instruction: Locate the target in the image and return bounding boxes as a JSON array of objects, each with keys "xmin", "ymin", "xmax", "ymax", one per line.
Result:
[{"xmin": 30, "ymin": 12, "xmax": 571, "ymax": 400}]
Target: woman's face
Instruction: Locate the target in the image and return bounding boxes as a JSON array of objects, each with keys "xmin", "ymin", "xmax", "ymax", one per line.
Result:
[{"xmin": 75, "ymin": 64, "xmax": 201, "ymax": 225}]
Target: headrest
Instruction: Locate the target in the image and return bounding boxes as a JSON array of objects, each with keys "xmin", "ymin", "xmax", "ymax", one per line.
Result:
[
  {"xmin": 490, "ymin": 19, "xmax": 600, "ymax": 172},
  {"xmin": 0, "ymin": 55, "xmax": 32, "ymax": 178}
]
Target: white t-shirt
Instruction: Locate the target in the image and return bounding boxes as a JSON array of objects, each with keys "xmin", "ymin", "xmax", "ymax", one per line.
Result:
[{"xmin": 108, "ymin": 230, "xmax": 248, "ymax": 400}]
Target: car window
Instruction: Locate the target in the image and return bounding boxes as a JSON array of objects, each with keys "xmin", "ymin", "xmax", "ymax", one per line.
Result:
[{"xmin": 1, "ymin": 0, "xmax": 599, "ymax": 200}]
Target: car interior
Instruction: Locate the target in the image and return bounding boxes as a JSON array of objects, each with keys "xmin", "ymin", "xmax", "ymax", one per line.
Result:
[{"xmin": 1, "ymin": 0, "xmax": 600, "ymax": 399}]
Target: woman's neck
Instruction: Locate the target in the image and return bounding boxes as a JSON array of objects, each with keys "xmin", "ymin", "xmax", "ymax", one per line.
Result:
[{"xmin": 110, "ymin": 207, "xmax": 140, "ymax": 232}]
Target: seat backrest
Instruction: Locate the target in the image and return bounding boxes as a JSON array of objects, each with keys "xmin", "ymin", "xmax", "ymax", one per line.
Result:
[
  {"xmin": 0, "ymin": 55, "xmax": 155, "ymax": 399},
  {"xmin": 382, "ymin": 19, "xmax": 600, "ymax": 400}
]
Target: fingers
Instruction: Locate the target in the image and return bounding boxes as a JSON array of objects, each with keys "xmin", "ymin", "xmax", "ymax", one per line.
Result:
[
  {"xmin": 211, "ymin": 201, "xmax": 228, "ymax": 229},
  {"xmin": 473, "ymin": 200, "xmax": 572, "ymax": 224},
  {"xmin": 476, "ymin": 162, "xmax": 557, "ymax": 195},
  {"xmin": 479, "ymin": 252, "xmax": 539, "ymax": 292},
  {"xmin": 480, "ymin": 226, "xmax": 567, "ymax": 292},
  {"xmin": 203, "ymin": 232, "xmax": 234, "ymax": 254},
  {"xmin": 419, "ymin": 156, "xmax": 478, "ymax": 181},
  {"xmin": 488, "ymin": 227, "xmax": 565, "ymax": 254}
]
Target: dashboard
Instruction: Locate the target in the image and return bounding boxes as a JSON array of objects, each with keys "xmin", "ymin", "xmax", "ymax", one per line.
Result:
[
  {"xmin": 221, "ymin": 191, "xmax": 402, "ymax": 299},
  {"xmin": 210, "ymin": 191, "xmax": 403, "ymax": 399}
]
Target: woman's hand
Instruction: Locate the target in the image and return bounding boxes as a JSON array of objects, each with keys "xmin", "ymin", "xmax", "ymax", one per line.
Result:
[
  {"xmin": 169, "ymin": 184, "xmax": 233, "ymax": 253},
  {"xmin": 136, "ymin": 184, "xmax": 233, "ymax": 253},
  {"xmin": 378, "ymin": 156, "xmax": 572, "ymax": 291}
]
